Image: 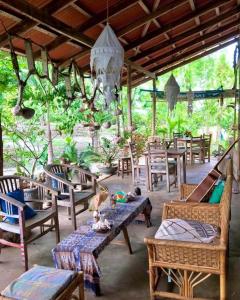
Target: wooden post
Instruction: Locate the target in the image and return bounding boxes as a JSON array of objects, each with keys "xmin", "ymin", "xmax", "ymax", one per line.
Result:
[
  {"xmin": 127, "ymin": 64, "xmax": 132, "ymax": 131},
  {"xmin": 152, "ymin": 78, "xmax": 157, "ymax": 136}
]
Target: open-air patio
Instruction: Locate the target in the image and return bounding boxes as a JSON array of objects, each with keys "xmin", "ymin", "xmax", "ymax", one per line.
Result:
[{"xmin": 0, "ymin": 1, "xmax": 240, "ymax": 300}]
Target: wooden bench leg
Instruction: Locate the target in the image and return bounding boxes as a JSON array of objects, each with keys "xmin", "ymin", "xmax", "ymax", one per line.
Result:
[{"xmin": 122, "ymin": 226, "xmax": 133, "ymax": 254}]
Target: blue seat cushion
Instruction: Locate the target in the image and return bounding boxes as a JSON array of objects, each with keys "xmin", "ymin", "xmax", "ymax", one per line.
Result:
[
  {"xmin": 0, "ymin": 189, "xmax": 36, "ymax": 224},
  {"xmin": 1, "ymin": 265, "xmax": 77, "ymax": 300},
  {"xmin": 209, "ymin": 180, "xmax": 225, "ymax": 204}
]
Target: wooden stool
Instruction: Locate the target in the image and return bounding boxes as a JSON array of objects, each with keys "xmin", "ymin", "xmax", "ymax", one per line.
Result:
[
  {"xmin": 117, "ymin": 157, "xmax": 132, "ymax": 178},
  {"xmin": 0, "ymin": 265, "xmax": 84, "ymax": 300}
]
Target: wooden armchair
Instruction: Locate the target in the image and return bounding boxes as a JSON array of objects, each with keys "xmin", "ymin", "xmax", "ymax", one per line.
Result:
[
  {"xmin": 0, "ymin": 176, "xmax": 60, "ymax": 271},
  {"xmin": 44, "ymin": 164, "xmax": 97, "ymax": 230},
  {"xmin": 144, "ymin": 174, "xmax": 232, "ymax": 300}
]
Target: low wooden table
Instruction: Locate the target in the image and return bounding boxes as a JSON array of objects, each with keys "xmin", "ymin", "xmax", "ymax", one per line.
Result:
[
  {"xmin": 52, "ymin": 196, "xmax": 152, "ymax": 296},
  {"xmin": 144, "ymin": 149, "xmax": 186, "ymax": 190}
]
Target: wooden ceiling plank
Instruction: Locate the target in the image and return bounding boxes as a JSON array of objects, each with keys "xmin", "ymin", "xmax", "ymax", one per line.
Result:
[
  {"xmin": 76, "ymin": 0, "xmax": 139, "ymax": 32},
  {"xmin": 0, "ymin": 0, "xmax": 93, "ymax": 47},
  {"xmin": 132, "ymin": 13, "xmax": 239, "ymax": 63},
  {"xmin": 0, "ymin": 0, "xmax": 75, "ymax": 47},
  {"xmin": 130, "ymin": 37, "xmax": 237, "ymax": 87},
  {"xmin": 150, "ymin": 30, "xmax": 238, "ymax": 72},
  {"xmin": 117, "ymin": 0, "xmax": 186, "ymax": 37},
  {"xmin": 125, "ymin": 0, "xmax": 230, "ymax": 51}
]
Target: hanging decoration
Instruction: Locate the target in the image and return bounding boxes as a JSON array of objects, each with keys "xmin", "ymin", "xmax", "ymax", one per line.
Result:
[
  {"xmin": 90, "ymin": 23, "xmax": 124, "ymax": 108},
  {"xmin": 187, "ymin": 89, "xmax": 193, "ymax": 115},
  {"xmin": 164, "ymin": 74, "xmax": 180, "ymax": 111}
]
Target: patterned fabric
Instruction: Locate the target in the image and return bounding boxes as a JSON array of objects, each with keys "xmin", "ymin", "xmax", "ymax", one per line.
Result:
[
  {"xmin": 155, "ymin": 218, "xmax": 219, "ymax": 243},
  {"xmin": 1, "ymin": 265, "xmax": 77, "ymax": 300},
  {"xmin": 52, "ymin": 196, "xmax": 151, "ymax": 294}
]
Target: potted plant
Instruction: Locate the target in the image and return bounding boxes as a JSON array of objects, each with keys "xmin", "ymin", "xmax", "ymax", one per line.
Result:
[{"xmin": 96, "ymin": 137, "xmax": 118, "ymax": 175}]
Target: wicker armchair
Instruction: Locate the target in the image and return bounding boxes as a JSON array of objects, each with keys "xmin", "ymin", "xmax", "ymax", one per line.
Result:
[
  {"xmin": 144, "ymin": 174, "xmax": 232, "ymax": 300},
  {"xmin": 44, "ymin": 164, "xmax": 97, "ymax": 230},
  {"xmin": 0, "ymin": 176, "xmax": 60, "ymax": 271}
]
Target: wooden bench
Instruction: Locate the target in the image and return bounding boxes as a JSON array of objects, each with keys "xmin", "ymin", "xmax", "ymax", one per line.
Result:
[{"xmin": 144, "ymin": 174, "xmax": 232, "ymax": 300}]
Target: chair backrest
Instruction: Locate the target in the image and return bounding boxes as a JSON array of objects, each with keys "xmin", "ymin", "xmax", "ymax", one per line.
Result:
[
  {"xmin": 0, "ymin": 176, "xmax": 21, "ymax": 194},
  {"xmin": 147, "ymin": 148, "xmax": 168, "ymax": 172},
  {"xmin": 203, "ymin": 133, "xmax": 212, "ymax": 147},
  {"xmin": 148, "ymin": 136, "xmax": 161, "ymax": 143},
  {"xmin": 128, "ymin": 142, "xmax": 138, "ymax": 165},
  {"xmin": 147, "ymin": 140, "xmax": 166, "ymax": 151}
]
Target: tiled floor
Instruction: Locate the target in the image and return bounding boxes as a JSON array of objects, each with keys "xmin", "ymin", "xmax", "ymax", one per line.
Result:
[{"xmin": 0, "ymin": 160, "xmax": 239, "ymax": 299}]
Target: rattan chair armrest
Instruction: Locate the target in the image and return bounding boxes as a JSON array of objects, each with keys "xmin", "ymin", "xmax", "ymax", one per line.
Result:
[
  {"xmin": 21, "ymin": 177, "xmax": 61, "ymax": 196},
  {"xmin": 0, "ymin": 192, "xmax": 25, "ymax": 209},
  {"xmin": 144, "ymin": 237, "xmax": 226, "ymax": 251}
]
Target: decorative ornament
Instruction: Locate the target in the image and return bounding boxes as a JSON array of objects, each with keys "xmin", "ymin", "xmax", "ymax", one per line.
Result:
[
  {"xmin": 164, "ymin": 74, "xmax": 180, "ymax": 111},
  {"xmin": 90, "ymin": 23, "xmax": 124, "ymax": 108}
]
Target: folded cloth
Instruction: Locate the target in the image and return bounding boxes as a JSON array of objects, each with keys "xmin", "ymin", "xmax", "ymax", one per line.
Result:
[{"xmin": 155, "ymin": 218, "xmax": 219, "ymax": 243}]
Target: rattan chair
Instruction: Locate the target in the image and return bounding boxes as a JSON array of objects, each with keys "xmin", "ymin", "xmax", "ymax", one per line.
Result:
[
  {"xmin": 0, "ymin": 176, "xmax": 60, "ymax": 271},
  {"xmin": 145, "ymin": 174, "xmax": 232, "ymax": 300},
  {"xmin": 44, "ymin": 164, "xmax": 97, "ymax": 230}
]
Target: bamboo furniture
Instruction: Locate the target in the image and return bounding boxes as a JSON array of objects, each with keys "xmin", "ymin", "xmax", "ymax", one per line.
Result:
[
  {"xmin": 44, "ymin": 164, "xmax": 97, "ymax": 230},
  {"xmin": 0, "ymin": 176, "xmax": 60, "ymax": 271},
  {"xmin": 145, "ymin": 174, "xmax": 232, "ymax": 300},
  {"xmin": 0, "ymin": 266, "xmax": 84, "ymax": 300}
]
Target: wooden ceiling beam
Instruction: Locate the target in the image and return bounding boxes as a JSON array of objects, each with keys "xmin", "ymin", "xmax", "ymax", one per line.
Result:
[
  {"xmin": 0, "ymin": 0, "xmax": 75, "ymax": 47},
  {"xmin": 131, "ymin": 38, "xmax": 237, "ymax": 87},
  {"xmin": 132, "ymin": 17, "xmax": 239, "ymax": 63},
  {"xmin": 126, "ymin": 31, "xmax": 238, "ymax": 85},
  {"xmin": 117, "ymin": 0, "xmax": 185, "ymax": 38},
  {"xmin": 124, "ymin": 0, "xmax": 230, "ymax": 52},
  {"xmin": 0, "ymin": 0, "xmax": 93, "ymax": 47},
  {"xmin": 76, "ymin": 0, "xmax": 139, "ymax": 32}
]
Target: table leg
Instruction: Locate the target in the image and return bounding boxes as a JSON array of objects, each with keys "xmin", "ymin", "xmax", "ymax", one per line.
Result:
[
  {"xmin": 177, "ymin": 156, "xmax": 181, "ymax": 189},
  {"xmin": 182, "ymin": 153, "xmax": 186, "ymax": 183},
  {"xmin": 122, "ymin": 226, "xmax": 133, "ymax": 254}
]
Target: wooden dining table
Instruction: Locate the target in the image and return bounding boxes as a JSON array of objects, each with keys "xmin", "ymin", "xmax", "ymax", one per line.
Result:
[{"xmin": 144, "ymin": 149, "xmax": 186, "ymax": 190}]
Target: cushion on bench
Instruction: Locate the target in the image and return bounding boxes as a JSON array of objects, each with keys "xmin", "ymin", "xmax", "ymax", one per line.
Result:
[
  {"xmin": 1, "ymin": 265, "xmax": 77, "ymax": 300},
  {"xmin": 155, "ymin": 218, "xmax": 219, "ymax": 243}
]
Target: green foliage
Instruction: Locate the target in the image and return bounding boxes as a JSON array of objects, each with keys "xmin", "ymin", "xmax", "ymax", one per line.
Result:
[
  {"xmin": 97, "ymin": 137, "xmax": 118, "ymax": 167},
  {"xmin": 61, "ymin": 137, "xmax": 78, "ymax": 163}
]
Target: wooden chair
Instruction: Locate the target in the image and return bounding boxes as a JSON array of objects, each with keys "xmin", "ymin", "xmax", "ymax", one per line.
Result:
[
  {"xmin": 173, "ymin": 133, "xmax": 185, "ymax": 150},
  {"xmin": 129, "ymin": 142, "xmax": 146, "ymax": 185},
  {"xmin": 147, "ymin": 148, "xmax": 177, "ymax": 192},
  {"xmin": 0, "ymin": 176, "xmax": 60, "ymax": 271},
  {"xmin": 203, "ymin": 133, "xmax": 212, "ymax": 162},
  {"xmin": 187, "ymin": 137, "xmax": 205, "ymax": 164},
  {"xmin": 0, "ymin": 265, "xmax": 84, "ymax": 300},
  {"xmin": 145, "ymin": 174, "xmax": 232, "ymax": 300},
  {"xmin": 44, "ymin": 164, "xmax": 97, "ymax": 230}
]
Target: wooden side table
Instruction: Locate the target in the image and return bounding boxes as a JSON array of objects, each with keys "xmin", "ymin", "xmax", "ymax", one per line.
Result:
[{"xmin": 117, "ymin": 156, "xmax": 132, "ymax": 178}]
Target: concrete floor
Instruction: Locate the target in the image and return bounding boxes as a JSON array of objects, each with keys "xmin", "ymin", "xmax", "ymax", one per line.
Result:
[{"xmin": 0, "ymin": 160, "xmax": 239, "ymax": 299}]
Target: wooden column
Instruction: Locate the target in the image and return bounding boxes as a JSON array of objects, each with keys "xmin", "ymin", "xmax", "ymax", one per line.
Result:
[
  {"xmin": 152, "ymin": 78, "xmax": 157, "ymax": 136},
  {"xmin": 127, "ymin": 64, "xmax": 132, "ymax": 131}
]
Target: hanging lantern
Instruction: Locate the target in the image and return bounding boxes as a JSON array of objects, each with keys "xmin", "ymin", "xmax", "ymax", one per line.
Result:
[
  {"xmin": 187, "ymin": 90, "xmax": 193, "ymax": 115},
  {"xmin": 90, "ymin": 23, "xmax": 124, "ymax": 108},
  {"xmin": 164, "ymin": 74, "xmax": 180, "ymax": 111}
]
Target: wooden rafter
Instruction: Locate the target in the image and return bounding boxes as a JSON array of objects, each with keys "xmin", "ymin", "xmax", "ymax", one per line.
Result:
[
  {"xmin": 0, "ymin": 0, "xmax": 75, "ymax": 48},
  {"xmin": 117, "ymin": 0, "xmax": 185, "ymax": 38},
  {"xmin": 128, "ymin": 32, "xmax": 238, "ymax": 85},
  {"xmin": 131, "ymin": 17, "xmax": 239, "ymax": 63},
  {"xmin": 131, "ymin": 38, "xmax": 237, "ymax": 87},
  {"xmin": 124, "ymin": 0, "xmax": 230, "ymax": 52}
]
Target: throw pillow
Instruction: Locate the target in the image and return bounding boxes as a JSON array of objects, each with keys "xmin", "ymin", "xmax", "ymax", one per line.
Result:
[
  {"xmin": 0, "ymin": 189, "xmax": 36, "ymax": 224},
  {"xmin": 209, "ymin": 180, "xmax": 225, "ymax": 204}
]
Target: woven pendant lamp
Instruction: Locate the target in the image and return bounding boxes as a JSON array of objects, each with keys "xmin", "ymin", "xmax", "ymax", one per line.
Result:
[{"xmin": 164, "ymin": 74, "xmax": 180, "ymax": 111}]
